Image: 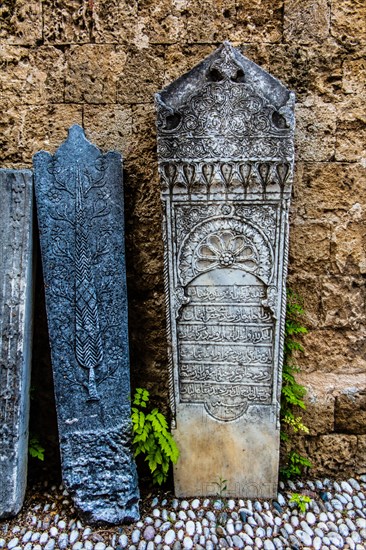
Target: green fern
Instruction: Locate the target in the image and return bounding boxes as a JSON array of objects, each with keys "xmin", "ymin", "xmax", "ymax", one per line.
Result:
[
  {"xmin": 131, "ymin": 388, "xmax": 179, "ymax": 485},
  {"xmin": 280, "ymin": 289, "xmax": 312, "ymax": 478}
]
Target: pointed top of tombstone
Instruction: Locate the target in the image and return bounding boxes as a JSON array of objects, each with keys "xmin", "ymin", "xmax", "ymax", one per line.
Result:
[
  {"xmin": 156, "ymin": 42, "xmax": 295, "ymax": 163},
  {"xmin": 33, "ymin": 125, "xmax": 121, "ymax": 164}
]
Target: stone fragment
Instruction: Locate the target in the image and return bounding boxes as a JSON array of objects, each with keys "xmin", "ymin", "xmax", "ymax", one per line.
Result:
[
  {"xmin": 335, "ymin": 391, "xmax": 366, "ymax": 434},
  {"xmin": 33, "ymin": 125, "xmax": 139, "ymax": 523},
  {"xmin": 156, "ymin": 42, "xmax": 295, "ymax": 497},
  {"xmin": 0, "ymin": 169, "xmax": 34, "ymax": 519}
]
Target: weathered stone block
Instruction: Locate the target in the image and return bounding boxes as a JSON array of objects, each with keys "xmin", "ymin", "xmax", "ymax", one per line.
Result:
[
  {"xmin": 0, "ymin": 169, "xmax": 34, "ymax": 518},
  {"xmin": 186, "ymin": 0, "xmax": 282, "ymax": 44},
  {"xmin": 342, "ymin": 57, "xmax": 366, "ymax": 95},
  {"xmin": 289, "ymin": 221, "xmax": 332, "ymax": 273},
  {"xmin": 355, "ymin": 435, "xmax": 366, "ymax": 474},
  {"xmin": 335, "ymin": 390, "xmax": 366, "ymax": 434},
  {"xmin": 43, "ymin": 0, "xmax": 92, "ymax": 44},
  {"xmin": 20, "ymin": 104, "xmax": 83, "ymax": 162},
  {"xmin": 291, "ymin": 162, "xmax": 366, "ymax": 221},
  {"xmin": 83, "ymin": 105, "xmax": 133, "ymax": 153},
  {"xmin": 0, "ymin": 0, "xmax": 42, "ymax": 45},
  {"xmin": 331, "ymin": 219, "xmax": 366, "ymax": 275},
  {"xmin": 34, "ymin": 125, "xmax": 139, "ymax": 523},
  {"xmin": 300, "ymin": 389, "xmax": 335, "ymax": 435},
  {"xmin": 335, "ymin": 120, "xmax": 366, "ymax": 162},
  {"xmin": 330, "ymin": 0, "xmax": 366, "ymax": 43},
  {"xmin": 156, "ymin": 42, "xmax": 295, "ymax": 497},
  {"xmin": 295, "ymin": 101, "xmax": 336, "ymax": 162},
  {"xmin": 320, "ymin": 276, "xmax": 365, "ymax": 329},
  {"xmin": 307, "ymin": 434, "xmax": 358, "ymax": 476},
  {"xmin": 65, "ymin": 45, "xmax": 127, "ymax": 104},
  {"xmin": 299, "ymin": 328, "xmax": 366, "ymax": 375},
  {"xmin": 0, "ymin": 46, "xmax": 65, "ymax": 105},
  {"xmin": 136, "ymin": 0, "xmax": 187, "ymax": 44},
  {"xmin": 92, "ymin": 0, "xmax": 138, "ymax": 44},
  {"xmin": 284, "ymin": 0, "xmax": 330, "ymax": 44},
  {"xmin": 117, "ymin": 46, "xmax": 164, "ymax": 104}
]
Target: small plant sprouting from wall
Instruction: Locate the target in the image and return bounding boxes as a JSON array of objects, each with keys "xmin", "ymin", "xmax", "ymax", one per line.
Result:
[
  {"xmin": 280, "ymin": 289, "xmax": 312, "ymax": 479},
  {"xmin": 28, "ymin": 434, "xmax": 45, "ymax": 461},
  {"xmin": 131, "ymin": 388, "xmax": 179, "ymax": 485}
]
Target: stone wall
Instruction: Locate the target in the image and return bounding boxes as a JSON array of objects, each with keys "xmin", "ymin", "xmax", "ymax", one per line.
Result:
[{"xmin": 1, "ymin": 0, "xmax": 365, "ymax": 477}]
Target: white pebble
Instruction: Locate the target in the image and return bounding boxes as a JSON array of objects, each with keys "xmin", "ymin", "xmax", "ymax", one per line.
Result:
[
  {"xmin": 164, "ymin": 530, "xmax": 175, "ymax": 545},
  {"xmin": 263, "ymin": 540, "xmax": 275, "ymax": 550},
  {"xmin": 306, "ymin": 511, "xmax": 316, "ymax": 525},
  {"xmin": 40, "ymin": 532, "xmax": 49, "ymax": 544},
  {"xmin": 186, "ymin": 520, "xmax": 195, "ymax": 537},
  {"xmin": 22, "ymin": 532, "xmax": 32, "ymax": 543},
  {"xmin": 183, "ymin": 536, "xmax": 193, "ymax": 549},
  {"xmin": 118, "ymin": 534, "xmax": 128, "ymax": 548},
  {"xmin": 7, "ymin": 539, "xmax": 19, "ymax": 550},
  {"xmin": 94, "ymin": 543, "xmax": 106, "ymax": 550},
  {"xmin": 44, "ymin": 540, "xmax": 55, "ymax": 550},
  {"xmin": 191, "ymin": 498, "xmax": 200, "ymax": 509},
  {"xmin": 131, "ymin": 530, "xmax": 140, "ymax": 543},
  {"xmin": 152, "ymin": 509, "xmax": 160, "ymax": 518},
  {"xmin": 69, "ymin": 530, "xmax": 79, "ymax": 544},
  {"xmin": 181, "ymin": 500, "xmax": 189, "ymax": 510}
]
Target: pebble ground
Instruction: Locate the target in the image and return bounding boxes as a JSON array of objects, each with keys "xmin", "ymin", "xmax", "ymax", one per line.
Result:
[{"xmin": 1, "ymin": 477, "xmax": 365, "ymax": 550}]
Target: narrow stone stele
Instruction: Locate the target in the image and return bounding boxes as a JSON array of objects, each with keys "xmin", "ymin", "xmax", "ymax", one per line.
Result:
[
  {"xmin": 156, "ymin": 42, "xmax": 295, "ymax": 498},
  {"xmin": 33, "ymin": 125, "xmax": 139, "ymax": 523},
  {"xmin": 0, "ymin": 169, "xmax": 34, "ymax": 518}
]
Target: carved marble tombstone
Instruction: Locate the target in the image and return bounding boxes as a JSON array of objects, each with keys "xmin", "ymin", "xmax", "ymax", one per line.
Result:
[
  {"xmin": 33, "ymin": 126, "xmax": 139, "ymax": 523},
  {"xmin": 0, "ymin": 169, "xmax": 34, "ymax": 518},
  {"xmin": 156, "ymin": 42, "xmax": 295, "ymax": 497}
]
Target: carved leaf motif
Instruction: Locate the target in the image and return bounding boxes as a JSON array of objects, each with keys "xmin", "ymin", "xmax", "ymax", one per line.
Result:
[{"xmin": 74, "ymin": 167, "xmax": 103, "ymax": 401}]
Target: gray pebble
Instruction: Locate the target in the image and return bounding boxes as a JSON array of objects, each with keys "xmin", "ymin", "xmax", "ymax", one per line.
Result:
[
  {"xmin": 44, "ymin": 540, "xmax": 55, "ymax": 550},
  {"xmin": 58, "ymin": 534, "xmax": 69, "ymax": 550},
  {"xmin": 40, "ymin": 532, "xmax": 49, "ymax": 544},
  {"xmin": 171, "ymin": 499, "xmax": 179, "ymax": 509},
  {"xmin": 191, "ymin": 499, "xmax": 200, "ymax": 509},
  {"xmin": 232, "ymin": 535, "xmax": 244, "ymax": 548},
  {"xmin": 72, "ymin": 543, "xmax": 83, "ymax": 550},
  {"xmin": 22, "ymin": 531, "xmax": 32, "ymax": 543},
  {"xmin": 132, "ymin": 529, "xmax": 141, "ymax": 544},
  {"xmin": 138, "ymin": 542, "xmax": 146, "ymax": 550},
  {"xmin": 118, "ymin": 534, "xmax": 128, "ymax": 548},
  {"xmin": 160, "ymin": 521, "xmax": 172, "ymax": 532},
  {"xmin": 349, "ymin": 479, "xmax": 361, "ymax": 491},
  {"xmin": 328, "ymin": 531, "xmax": 344, "ymax": 548},
  {"xmin": 295, "ymin": 529, "xmax": 312, "ymax": 546},
  {"xmin": 206, "ymin": 511, "xmax": 216, "ymax": 522},
  {"xmin": 143, "ymin": 526, "xmax": 155, "ymax": 541},
  {"xmin": 70, "ymin": 529, "xmax": 79, "ymax": 544}
]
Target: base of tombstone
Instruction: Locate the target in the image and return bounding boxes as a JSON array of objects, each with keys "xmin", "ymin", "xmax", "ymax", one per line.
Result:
[
  {"xmin": 172, "ymin": 404, "xmax": 279, "ymax": 498},
  {"xmin": 60, "ymin": 424, "xmax": 140, "ymax": 524}
]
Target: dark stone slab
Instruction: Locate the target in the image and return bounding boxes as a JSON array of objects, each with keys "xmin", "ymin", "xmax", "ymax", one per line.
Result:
[
  {"xmin": 156, "ymin": 42, "xmax": 295, "ymax": 497},
  {"xmin": 0, "ymin": 169, "xmax": 34, "ymax": 518},
  {"xmin": 33, "ymin": 125, "xmax": 139, "ymax": 524}
]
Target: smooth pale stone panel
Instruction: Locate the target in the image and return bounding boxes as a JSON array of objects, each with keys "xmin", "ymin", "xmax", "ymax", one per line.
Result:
[
  {"xmin": 0, "ymin": 169, "xmax": 34, "ymax": 518},
  {"xmin": 33, "ymin": 125, "xmax": 139, "ymax": 524},
  {"xmin": 156, "ymin": 42, "xmax": 295, "ymax": 497}
]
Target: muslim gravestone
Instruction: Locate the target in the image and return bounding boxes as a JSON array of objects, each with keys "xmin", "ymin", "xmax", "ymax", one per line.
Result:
[
  {"xmin": 33, "ymin": 125, "xmax": 139, "ymax": 523},
  {"xmin": 0, "ymin": 169, "xmax": 34, "ymax": 518},
  {"xmin": 156, "ymin": 42, "xmax": 295, "ymax": 497}
]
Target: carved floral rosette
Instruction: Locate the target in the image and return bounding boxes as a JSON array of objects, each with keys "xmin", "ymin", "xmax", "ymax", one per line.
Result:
[{"xmin": 156, "ymin": 42, "xmax": 295, "ymax": 425}]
